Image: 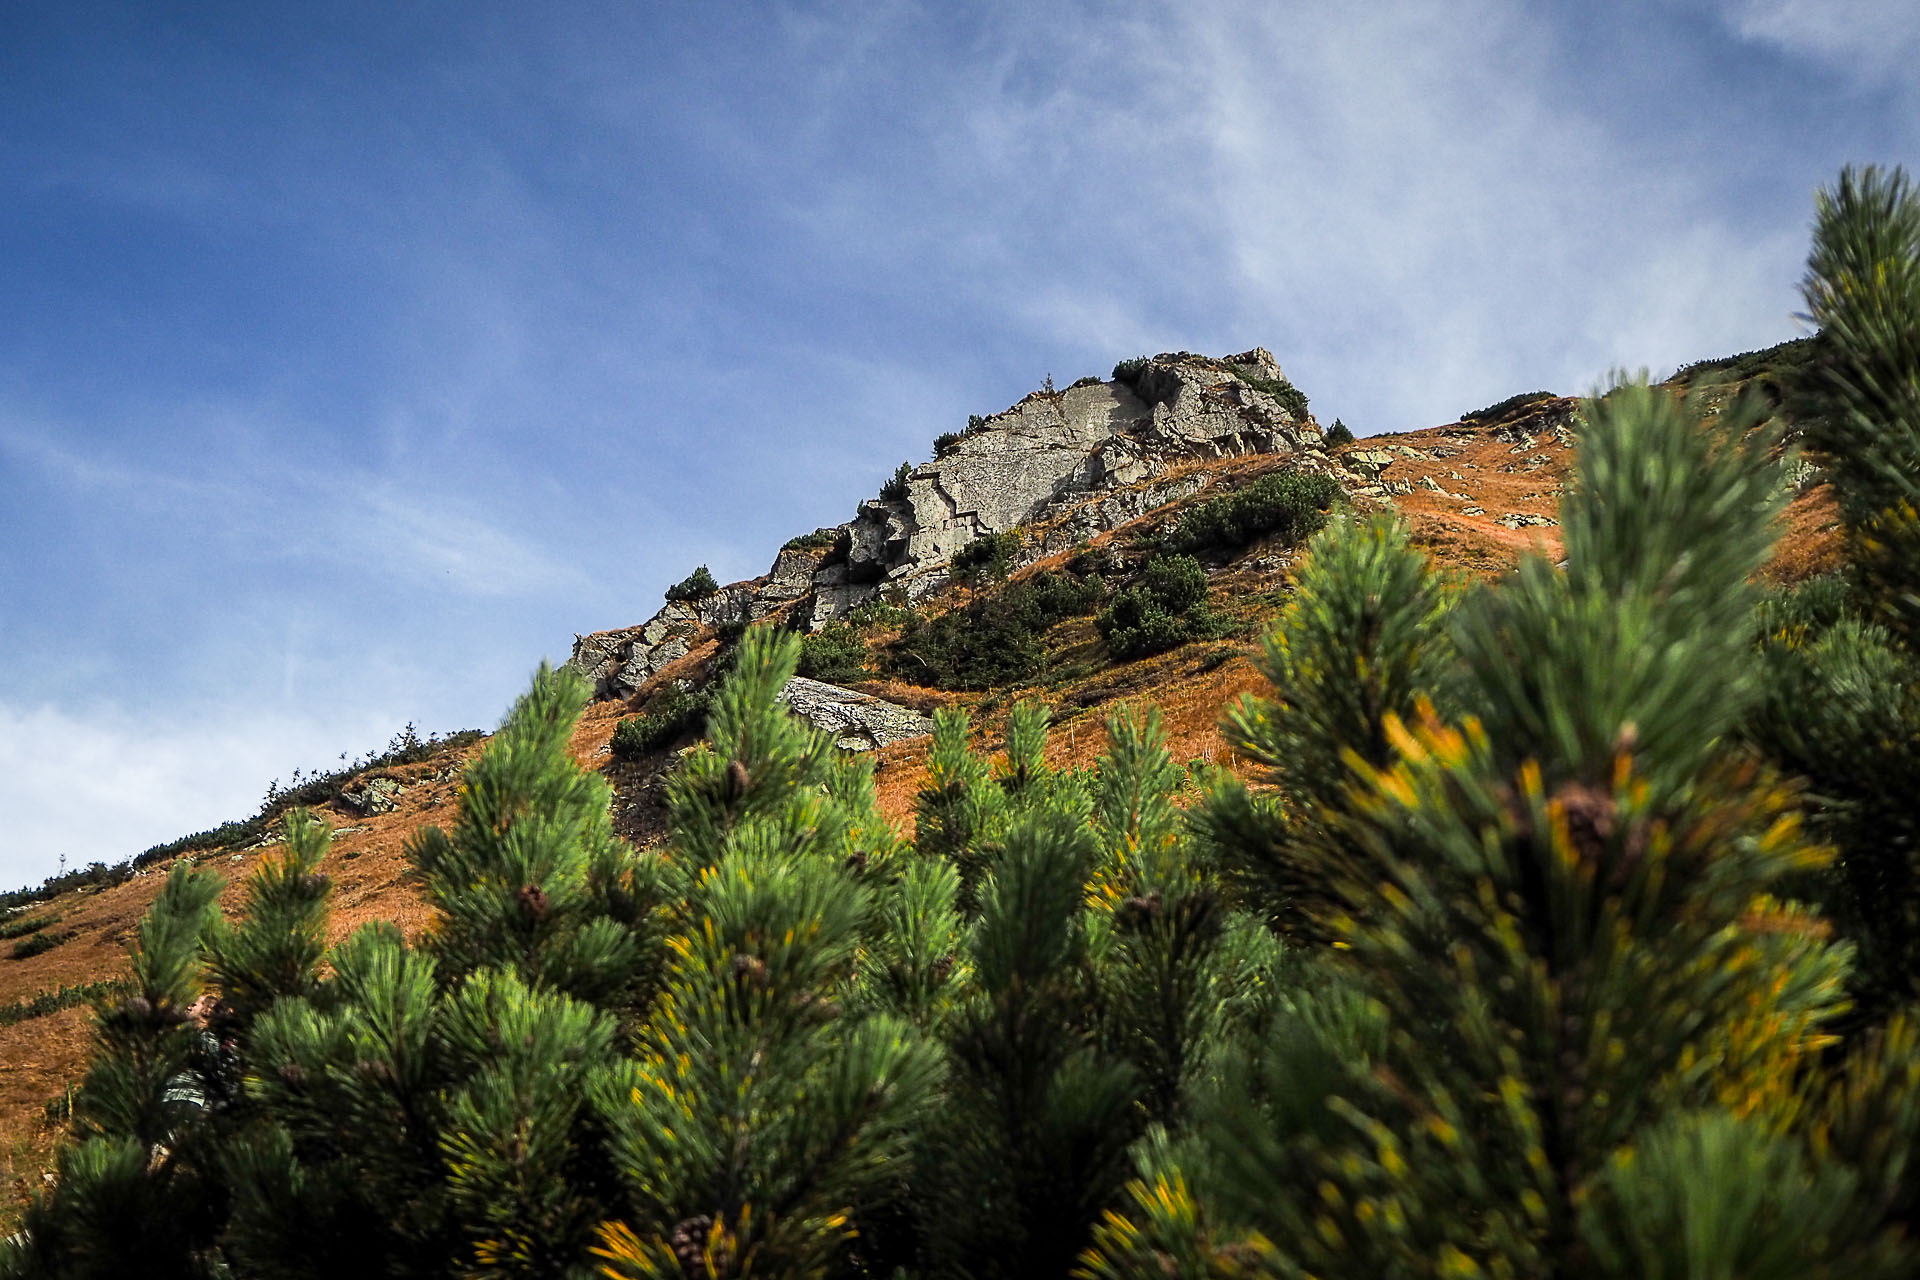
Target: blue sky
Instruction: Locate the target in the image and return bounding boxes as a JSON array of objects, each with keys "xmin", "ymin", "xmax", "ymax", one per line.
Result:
[{"xmin": 1, "ymin": 0, "xmax": 1915, "ymax": 883}]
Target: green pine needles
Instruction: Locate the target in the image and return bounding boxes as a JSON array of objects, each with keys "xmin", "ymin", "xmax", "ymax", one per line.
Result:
[{"xmin": 13, "ymin": 166, "xmax": 1920, "ymax": 1280}]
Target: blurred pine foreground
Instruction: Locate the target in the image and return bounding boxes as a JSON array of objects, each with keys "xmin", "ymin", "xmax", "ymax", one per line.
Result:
[{"xmin": 10, "ymin": 166, "xmax": 1920, "ymax": 1279}]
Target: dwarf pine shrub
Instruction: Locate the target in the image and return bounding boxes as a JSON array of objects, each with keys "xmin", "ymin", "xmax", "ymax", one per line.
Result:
[
  {"xmin": 1096, "ymin": 554, "xmax": 1221, "ymax": 660},
  {"xmin": 1158, "ymin": 469, "xmax": 1342, "ymax": 556},
  {"xmin": 664, "ymin": 564, "xmax": 720, "ymax": 601}
]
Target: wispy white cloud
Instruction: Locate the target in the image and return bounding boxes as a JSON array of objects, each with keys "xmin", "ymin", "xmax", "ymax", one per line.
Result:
[
  {"xmin": 1717, "ymin": 0, "xmax": 1920, "ymax": 87},
  {"xmin": 0, "ymin": 697, "xmax": 395, "ymax": 880},
  {"xmin": 0, "ymin": 396, "xmax": 586, "ymax": 601}
]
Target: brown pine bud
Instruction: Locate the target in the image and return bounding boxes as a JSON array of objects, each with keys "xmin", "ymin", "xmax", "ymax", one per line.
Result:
[
  {"xmin": 724, "ymin": 759, "xmax": 751, "ymax": 803},
  {"xmin": 731, "ymin": 953, "xmax": 769, "ymax": 986}
]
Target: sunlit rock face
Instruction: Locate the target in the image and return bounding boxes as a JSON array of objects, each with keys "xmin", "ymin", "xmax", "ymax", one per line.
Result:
[{"xmin": 568, "ymin": 351, "xmax": 1327, "ymax": 699}]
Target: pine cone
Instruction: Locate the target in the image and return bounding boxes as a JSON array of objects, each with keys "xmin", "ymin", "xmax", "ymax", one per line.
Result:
[
  {"xmin": 724, "ymin": 760, "xmax": 751, "ymax": 804},
  {"xmin": 731, "ymin": 953, "xmax": 769, "ymax": 987},
  {"xmin": 669, "ymin": 1214, "xmax": 713, "ymax": 1278},
  {"xmin": 517, "ymin": 883, "xmax": 550, "ymax": 921},
  {"xmin": 1118, "ymin": 891, "xmax": 1164, "ymax": 931}
]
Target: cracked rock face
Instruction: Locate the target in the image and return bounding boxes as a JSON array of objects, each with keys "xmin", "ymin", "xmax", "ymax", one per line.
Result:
[
  {"xmin": 776, "ymin": 677, "xmax": 934, "ymax": 751},
  {"xmin": 566, "ymin": 349, "xmax": 1328, "ymax": 698}
]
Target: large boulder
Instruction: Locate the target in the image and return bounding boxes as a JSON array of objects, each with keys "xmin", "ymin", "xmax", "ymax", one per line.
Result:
[{"xmin": 776, "ymin": 677, "xmax": 934, "ymax": 751}]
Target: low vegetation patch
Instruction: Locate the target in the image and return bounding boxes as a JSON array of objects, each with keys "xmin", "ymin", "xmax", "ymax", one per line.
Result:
[
  {"xmin": 9, "ymin": 930, "xmax": 77, "ymax": 961},
  {"xmin": 797, "ymin": 622, "xmax": 869, "ymax": 683},
  {"xmin": 892, "ymin": 568, "xmax": 1106, "ymax": 690},
  {"xmin": 950, "ymin": 529, "xmax": 1024, "ymax": 584},
  {"xmin": 1159, "ymin": 470, "xmax": 1342, "ymax": 556},
  {"xmin": 879, "ymin": 461, "xmax": 913, "ymax": 501},
  {"xmin": 1097, "ymin": 554, "xmax": 1225, "ymax": 660},
  {"xmin": 844, "ymin": 597, "xmax": 914, "ymax": 629},
  {"xmin": 0, "ymin": 914, "xmax": 61, "ymax": 942},
  {"xmin": 610, "ymin": 684, "xmax": 711, "ymax": 759},
  {"xmin": 781, "ymin": 529, "xmax": 838, "ymax": 552},
  {"xmin": 0, "ymin": 979, "xmax": 129, "ymax": 1029},
  {"xmin": 1670, "ymin": 335, "xmax": 1818, "ymax": 390},
  {"xmin": 1463, "ymin": 390, "xmax": 1558, "ymax": 422},
  {"xmin": 1325, "ymin": 417, "xmax": 1355, "ymax": 446}
]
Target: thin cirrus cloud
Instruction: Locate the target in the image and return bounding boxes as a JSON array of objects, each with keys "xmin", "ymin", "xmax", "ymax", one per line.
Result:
[
  {"xmin": 1718, "ymin": 0, "xmax": 1920, "ymax": 86},
  {"xmin": 1, "ymin": 0, "xmax": 1913, "ymax": 884}
]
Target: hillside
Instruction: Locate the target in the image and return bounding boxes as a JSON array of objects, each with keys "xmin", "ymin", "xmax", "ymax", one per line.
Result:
[{"xmin": 0, "ymin": 340, "xmax": 1840, "ymax": 1225}]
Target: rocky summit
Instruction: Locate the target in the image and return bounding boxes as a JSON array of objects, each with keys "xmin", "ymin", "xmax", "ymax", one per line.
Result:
[{"xmin": 566, "ymin": 348, "xmax": 1330, "ymax": 700}]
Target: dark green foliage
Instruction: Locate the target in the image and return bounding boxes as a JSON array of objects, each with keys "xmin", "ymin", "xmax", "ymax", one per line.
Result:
[
  {"xmin": 881, "ymin": 461, "xmax": 914, "ymax": 501},
  {"xmin": 968, "ymin": 413, "xmax": 988, "ymax": 432},
  {"xmin": 9, "ymin": 928, "xmax": 78, "ymax": 960},
  {"xmin": 1070, "ymin": 375, "xmax": 1102, "ymax": 389},
  {"xmin": 780, "ymin": 529, "xmax": 839, "ymax": 552},
  {"xmin": 1159, "ymin": 469, "xmax": 1342, "ymax": 556},
  {"xmin": 4, "ymin": 859, "xmax": 228, "ymax": 1279},
  {"xmin": 1200, "ymin": 514, "xmax": 1455, "ymax": 930},
  {"xmin": 1750, "ymin": 598, "xmax": 1920, "ymax": 1022},
  {"xmin": 204, "ymin": 811, "xmax": 333, "ymax": 1037},
  {"xmin": 664, "ymin": 564, "xmax": 719, "ymax": 602},
  {"xmin": 1751, "ymin": 165, "xmax": 1920, "ymax": 1027},
  {"xmin": 1756, "ymin": 571, "xmax": 1858, "ymax": 635},
  {"xmin": 1463, "ymin": 389, "xmax": 1558, "ymax": 421},
  {"xmin": 0, "ymin": 912, "xmax": 61, "ymax": 940},
  {"xmin": 1112, "ymin": 356, "xmax": 1151, "ymax": 384},
  {"xmin": 951, "ymin": 528, "xmax": 1023, "ymax": 583},
  {"xmin": 892, "ymin": 569, "xmax": 1105, "ymax": 690},
  {"xmin": 1324, "ymin": 417, "xmax": 1355, "ymax": 446},
  {"xmin": 1097, "ymin": 554, "xmax": 1221, "ymax": 661},
  {"xmin": 408, "ymin": 663, "xmax": 664, "ymax": 1005},
  {"xmin": 1800, "ymin": 165, "xmax": 1920, "ymax": 639},
  {"xmin": 798, "ymin": 620, "xmax": 869, "ymax": 683},
  {"xmin": 1455, "ymin": 379, "xmax": 1784, "ymax": 787},
  {"xmin": 610, "ymin": 683, "xmax": 710, "ymax": 759}
]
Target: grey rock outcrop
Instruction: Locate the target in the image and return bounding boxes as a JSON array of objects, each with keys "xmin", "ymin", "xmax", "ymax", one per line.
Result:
[
  {"xmin": 337, "ymin": 776, "xmax": 405, "ymax": 816},
  {"xmin": 776, "ymin": 677, "xmax": 934, "ymax": 751},
  {"xmin": 567, "ymin": 349, "xmax": 1329, "ymax": 699}
]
